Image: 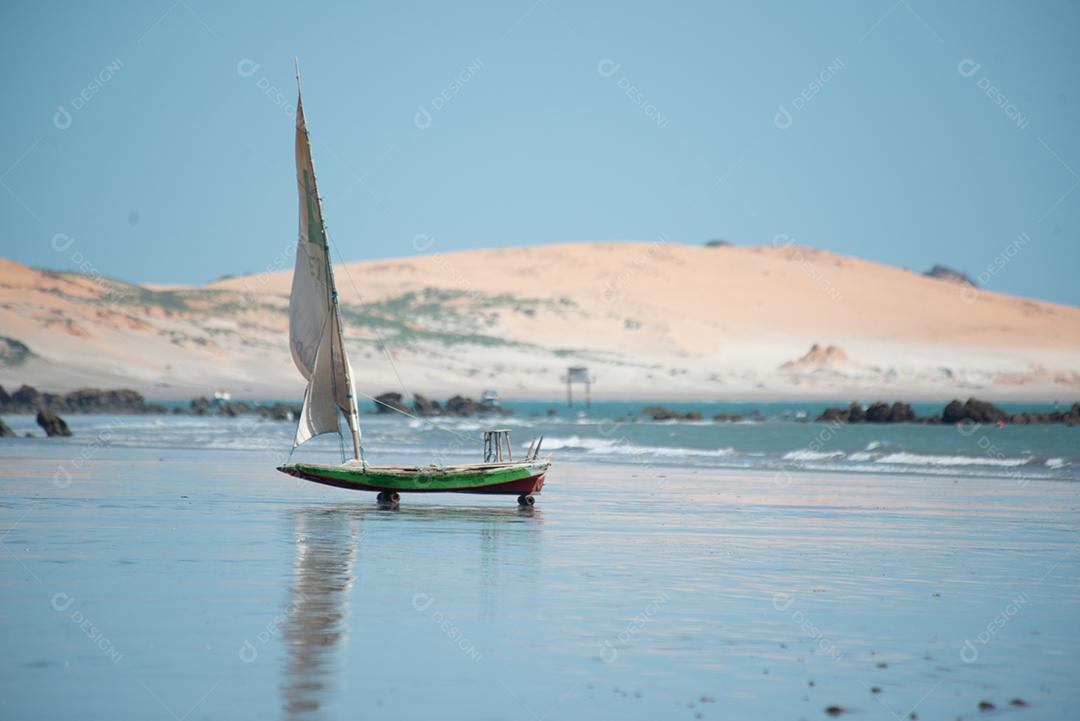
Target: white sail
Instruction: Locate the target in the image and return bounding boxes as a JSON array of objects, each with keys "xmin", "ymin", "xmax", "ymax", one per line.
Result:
[
  {"xmin": 293, "ymin": 309, "xmax": 350, "ymax": 446},
  {"xmin": 289, "ymin": 82, "xmax": 361, "ymax": 455}
]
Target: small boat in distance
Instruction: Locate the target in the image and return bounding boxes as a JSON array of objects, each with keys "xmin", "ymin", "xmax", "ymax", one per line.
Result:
[{"xmin": 276, "ymin": 63, "xmax": 549, "ymax": 506}]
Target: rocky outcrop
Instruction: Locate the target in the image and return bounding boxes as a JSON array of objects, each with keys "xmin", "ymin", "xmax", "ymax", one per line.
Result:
[
  {"xmin": 374, "ymin": 392, "xmax": 409, "ymax": 415},
  {"xmin": 412, "ymin": 394, "xmax": 441, "ymax": 416},
  {"xmin": 642, "ymin": 406, "xmax": 702, "ymax": 422},
  {"xmin": 816, "ymin": 397, "xmax": 1079, "ymax": 425},
  {"xmin": 888, "ymin": 402, "xmax": 917, "ymax": 422},
  {"xmin": 445, "ymin": 395, "xmax": 480, "ymax": 416},
  {"xmin": 189, "ymin": 397, "xmax": 213, "ymax": 416},
  {"xmin": 865, "ymin": 401, "xmax": 916, "ymax": 423},
  {"xmin": 9, "ymin": 384, "xmax": 42, "ymax": 409},
  {"xmin": 0, "ymin": 418, "xmax": 15, "ymax": 437},
  {"xmin": 816, "ymin": 401, "xmax": 869, "ymax": 423},
  {"xmin": 817, "ymin": 401, "xmax": 916, "ymax": 423},
  {"xmin": 924, "ymin": 264, "xmax": 977, "ymax": 287},
  {"xmin": 36, "ymin": 409, "xmax": 72, "ymax": 437},
  {"xmin": 1007, "ymin": 403, "xmax": 1080, "ymax": 426},
  {"xmin": 175, "ymin": 397, "xmax": 297, "ymax": 420},
  {"xmin": 0, "ymin": 384, "xmax": 166, "ymax": 414},
  {"xmin": 712, "ymin": 412, "xmax": 744, "ymax": 422},
  {"xmin": 864, "ymin": 402, "xmax": 891, "ymax": 423},
  {"xmin": 257, "ymin": 402, "xmax": 300, "ymax": 421},
  {"xmin": 371, "ymin": 392, "xmax": 509, "ymax": 417},
  {"xmin": 942, "ymin": 398, "xmax": 1007, "ymax": 425}
]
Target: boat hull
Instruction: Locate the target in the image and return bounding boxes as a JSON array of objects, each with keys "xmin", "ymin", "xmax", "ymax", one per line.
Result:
[{"xmin": 277, "ymin": 461, "xmax": 548, "ymax": 495}]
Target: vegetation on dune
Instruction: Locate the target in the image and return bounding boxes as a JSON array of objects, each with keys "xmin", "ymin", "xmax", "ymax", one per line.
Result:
[
  {"xmin": 337, "ymin": 287, "xmax": 576, "ymax": 350},
  {"xmin": 0, "ymin": 336, "xmax": 34, "ymax": 366},
  {"xmin": 27, "ymin": 271, "xmax": 584, "ymax": 354}
]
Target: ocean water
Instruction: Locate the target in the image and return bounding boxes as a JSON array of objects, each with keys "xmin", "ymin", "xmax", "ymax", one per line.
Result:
[
  {"xmin": 1, "ymin": 407, "xmax": 1078, "ymax": 719},
  {"xmin": 3, "ymin": 399, "xmax": 1075, "ymax": 482}
]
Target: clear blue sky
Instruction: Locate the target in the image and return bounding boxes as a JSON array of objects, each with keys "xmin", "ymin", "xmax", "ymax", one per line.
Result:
[{"xmin": 1, "ymin": 0, "xmax": 1078, "ymax": 304}]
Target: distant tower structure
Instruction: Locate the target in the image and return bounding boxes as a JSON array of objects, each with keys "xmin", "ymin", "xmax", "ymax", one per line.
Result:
[{"xmin": 563, "ymin": 366, "xmax": 594, "ymax": 409}]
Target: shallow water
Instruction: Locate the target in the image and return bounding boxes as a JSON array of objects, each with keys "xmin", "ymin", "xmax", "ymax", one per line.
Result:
[
  {"xmin": 1, "ymin": 418, "xmax": 1078, "ymax": 720},
  {"xmin": 2, "ymin": 403, "xmax": 1077, "ymax": 483}
]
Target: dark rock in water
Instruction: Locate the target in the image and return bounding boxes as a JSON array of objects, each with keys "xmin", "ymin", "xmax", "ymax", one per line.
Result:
[
  {"xmin": 889, "ymin": 402, "xmax": 917, "ymax": 422},
  {"xmin": 190, "ymin": 397, "xmax": 213, "ymax": 416},
  {"xmin": 942, "ymin": 399, "xmax": 966, "ymax": 424},
  {"xmin": 0, "ymin": 384, "xmax": 165, "ymax": 414},
  {"xmin": 374, "ymin": 392, "xmax": 409, "ymax": 415},
  {"xmin": 218, "ymin": 401, "xmax": 255, "ymax": 417},
  {"xmin": 977, "ymin": 700, "xmax": 995, "ymax": 711},
  {"xmin": 643, "ymin": 405, "xmax": 678, "ymax": 421},
  {"xmin": 825, "ymin": 705, "xmax": 846, "ymax": 716},
  {"xmin": 375, "ymin": 391, "xmax": 508, "ymax": 417},
  {"xmin": 847, "ymin": 401, "xmax": 866, "ymax": 423},
  {"xmin": 1009, "ymin": 698, "xmax": 1027, "ymax": 707},
  {"xmin": 863, "ymin": 401, "xmax": 918, "ymax": 423},
  {"xmin": 713, "ymin": 413, "xmax": 745, "ymax": 422},
  {"xmin": 818, "ymin": 402, "xmax": 868, "ymax": 423},
  {"xmin": 924, "ymin": 263, "xmax": 977, "ymax": 287},
  {"xmin": 818, "ymin": 401, "xmax": 919, "ymax": 423},
  {"xmin": 445, "ymin": 395, "xmax": 480, "ymax": 416},
  {"xmin": 643, "ymin": 406, "xmax": 701, "ymax": 422},
  {"xmin": 446, "ymin": 395, "xmax": 511, "ymax": 416},
  {"xmin": 64, "ymin": 387, "xmax": 147, "ymax": 413},
  {"xmin": 865, "ymin": 402, "xmax": 892, "ymax": 423},
  {"xmin": 256, "ymin": 402, "xmax": 298, "ymax": 422},
  {"xmin": 942, "ymin": 397, "xmax": 1007, "ymax": 425},
  {"xmin": 36, "ymin": 409, "xmax": 72, "ymax": 437},
  {"xmin": 0, "ymin": 417, "xmax": 15, "ymax": 437},
  {"xmin": 816, "ymin": 406, "xmax": 850, "ymax": 423},
  {"xmin": 412, "ymin": 394, "xmax": 441, "ymax": 417},
  {"xmin": 11, "ymin": 384, "xmax": 41, "ymax": 409}
]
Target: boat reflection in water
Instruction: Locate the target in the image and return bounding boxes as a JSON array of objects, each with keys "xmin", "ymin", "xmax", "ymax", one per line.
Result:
[
  {"xmin": 280, "ymin": 507, "xmax": 360, "ymax": 720},
  {"xmin": 280, "ymin": 505, "xmax": 543, "ymax": 720}
]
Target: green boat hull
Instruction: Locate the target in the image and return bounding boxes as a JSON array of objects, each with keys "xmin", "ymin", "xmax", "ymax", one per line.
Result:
[{"xmin": 277, "ymin": 460, "xmax": 549, "ymax": 495}]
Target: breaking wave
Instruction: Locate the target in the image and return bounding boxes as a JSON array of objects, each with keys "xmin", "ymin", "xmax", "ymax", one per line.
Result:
[
  {"xmin": 782, "ymin": 450, "xmax": 845, "ymax": 462},
  {"xmin": 874, "ymin": 452, "xmax": 1030, "ymax": 468},
  {"xmin": 536, "ymin": 436, "xmax": 737, "ymax": 458}
]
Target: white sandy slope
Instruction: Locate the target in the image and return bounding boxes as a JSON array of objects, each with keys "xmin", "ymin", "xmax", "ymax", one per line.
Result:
[{"xmin": 1, "ymin": 242, "xmax": 1078, "ymax": 401}]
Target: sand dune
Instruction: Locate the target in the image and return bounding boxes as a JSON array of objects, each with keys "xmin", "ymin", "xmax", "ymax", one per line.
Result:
[{"xmin": 1, "ymin": 242, "xmax": 1078, "ymax": 400}]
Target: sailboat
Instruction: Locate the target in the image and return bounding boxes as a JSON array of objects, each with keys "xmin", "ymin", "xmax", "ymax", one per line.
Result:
[{"xmin": 276, "ymin": 64, "xmax": 550, "ymax": 506}]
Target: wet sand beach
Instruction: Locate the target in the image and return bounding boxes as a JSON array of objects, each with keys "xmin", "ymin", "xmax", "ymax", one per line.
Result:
[{"xmin": 1, "ymin": 425, "xmax": 1077, "ymax": 720}]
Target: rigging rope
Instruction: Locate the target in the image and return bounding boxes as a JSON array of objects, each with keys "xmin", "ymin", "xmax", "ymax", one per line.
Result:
[{"xmin": 324, "ymin": 228, "xmax": 479, "ymax": 446}]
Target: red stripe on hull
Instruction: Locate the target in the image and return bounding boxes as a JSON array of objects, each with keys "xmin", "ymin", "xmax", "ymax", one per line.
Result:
[{"xmin": 280, "ymin": 467, "xmax": 546, "ymax": 496}]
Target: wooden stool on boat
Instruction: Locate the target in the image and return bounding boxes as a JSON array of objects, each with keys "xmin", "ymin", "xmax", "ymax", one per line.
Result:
[{"xmin": 483, "ymin": 429, "xmax": 513, "ymax": 463}]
